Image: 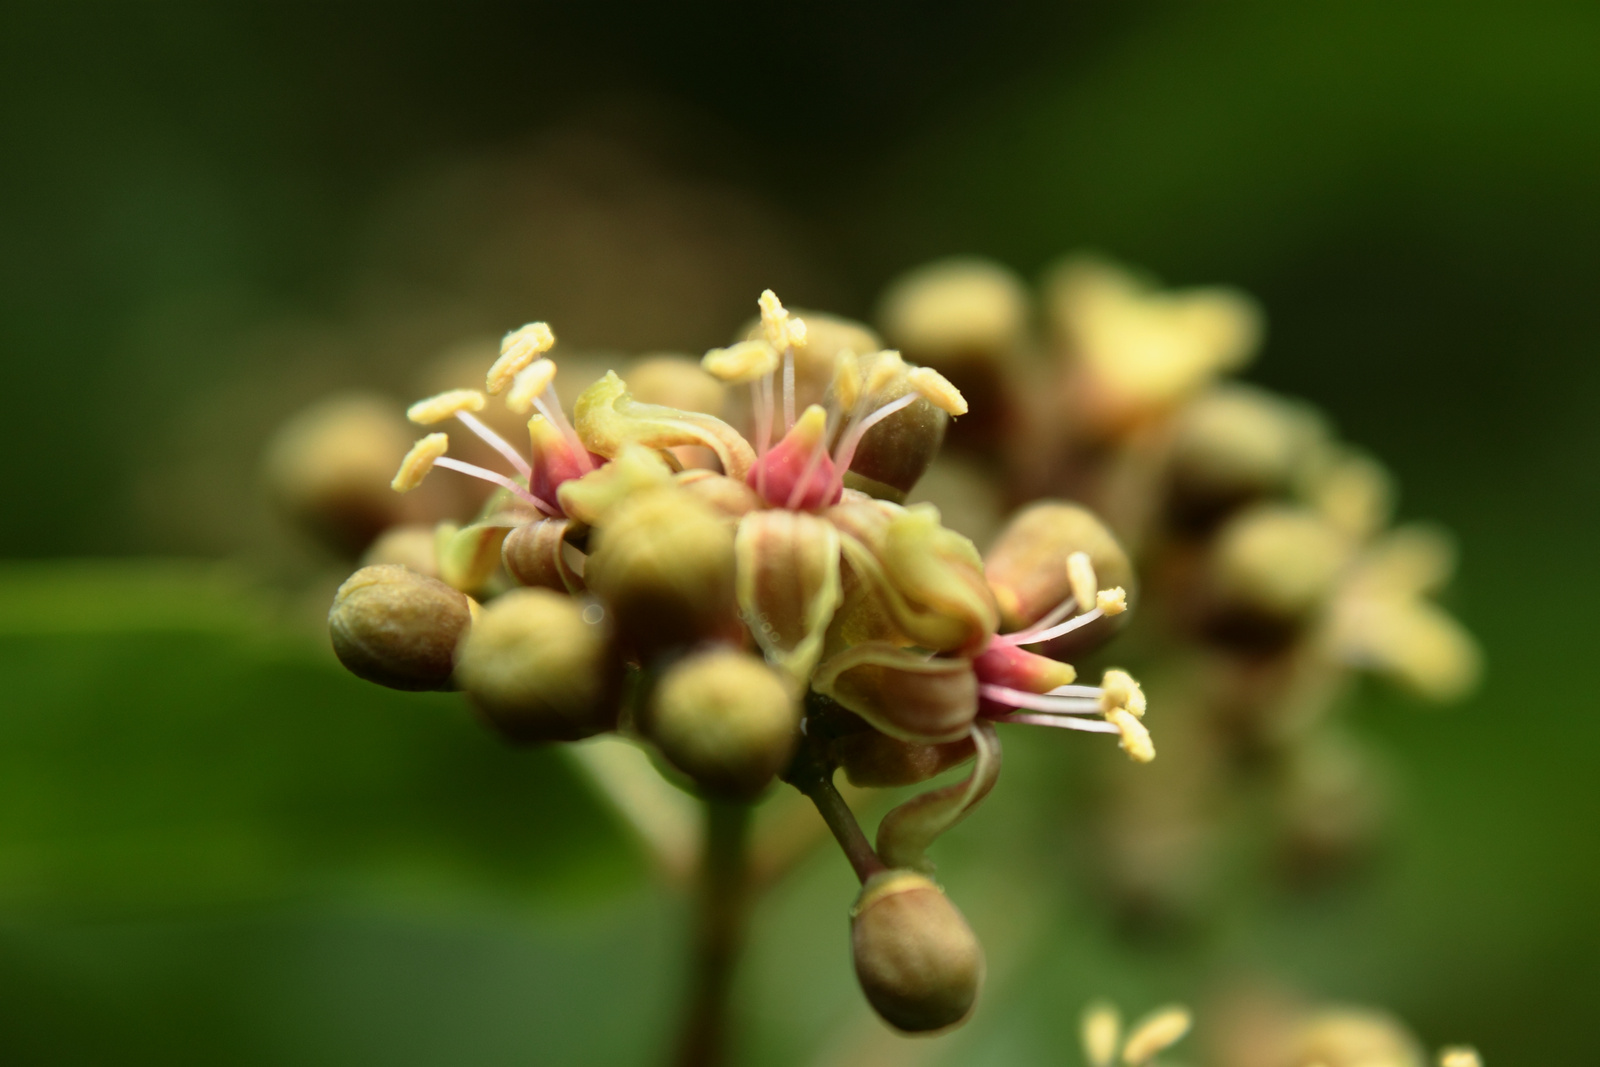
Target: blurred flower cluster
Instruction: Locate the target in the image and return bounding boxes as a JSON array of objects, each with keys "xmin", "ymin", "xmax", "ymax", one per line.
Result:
[
  {"xmin": 263, "ymin": 247, "xmax": 1481, "ymax": 1051},
  {"xmin": 880, "ymin": 255, "xmax": 1482, "ymax": 920}
]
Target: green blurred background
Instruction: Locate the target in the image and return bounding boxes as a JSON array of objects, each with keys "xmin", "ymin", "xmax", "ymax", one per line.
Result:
[{"xmin": 1, "ymin": 2, "xmax": 1595, "ymax": 1063}]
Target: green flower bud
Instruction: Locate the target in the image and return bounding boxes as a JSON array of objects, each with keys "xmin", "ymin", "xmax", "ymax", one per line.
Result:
[
  {"xmin": 328, "ymin": 564, "xmax": 473, "ymax": 691},
  {"xmin": 454, "ymin": 588, "xmax": 617, "ymax": 743},
  {"xmin": 984, "ymin": 501, "xmax": 1135, "ymax": 657},
  {"xmin": 851, "ymin": 870, "xmax": 984, "ymax": 1033},
  {"xmin": 643, "ymin": 647, "xmax": 799, "ymax": 799},
  {"xmin": 585, "ymin": 486, "xmax": 740, "ymax": 659},
  {"xmin": 264, "ymin": 393, "xmax": 416, "ymax": 555},
  {"xmin": 840, "ymin": 371, "xmax": 949, "ymax": 503}
]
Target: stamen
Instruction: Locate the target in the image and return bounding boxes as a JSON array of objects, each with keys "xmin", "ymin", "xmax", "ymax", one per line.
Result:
[
  {"xmin": 832, "ymin": 350, "xmax": 861, "ymax": 412},
  {"xmin": 434, "ymin": 456, "xmax": 555, "ymax": 515},
  {"xmin": 1439, "ymin": 1048, "xmax": 1482, "ymax": 1067},
  {"xmin": 990, "ymin": 712, "xmax": 1119, "ymax": 734},
  {"xmin": 506, "ymin": 359, "xmax": 558, "ymax": 414},
  {"xmin": 1106, "ymin": 708, "xmax": 1155, "ymax": 762},
  {"xmin": 1007, "ymin": 596, "xmax": 1079, "ymax": 642},
  {"xmin": 488, "ymin": 322, "xmax": 555, "ymax": 395},
  {"xmin": 1067, "ymin": 552, "xmax": 1098, "ymax": 617},
  {"xmin": 998, "ymin": 605, "xmax": 1105, "ymax": 647},
  {"xmin": 907, "ymin": 366, "xmax": 968, "ymax": 416},
  {"xmin": 703, "ymin": 340, "xmax": 779, "ymax": 383},
  {"xmin": 831, "ymin": 392, "xmax": 917, "ymax": 472},
  {"xmin": 392, "ymin": 433, "xmax": 449, "ymax": 492},
  {"xmin": 864, "ymin": 350, "xmax": 906, "ymax": 397},
  {"xmin": 407, "ymin": 389, "xmax": 486, "ymax": 425},
  {"xmin": 1120, "ymin": 1005, "xmax": 1189, "ymax": 1063},
  {"xmin": 782, "ymin": 347, "xmax": 796, "ymax": 431},
  {"xmin": 979, "ymin": 683, "xmax": 1103, "ymax": 716},
  {"xmin": 1097, "ymin": 587, "xmax": 1128, "ymax": 615},
  {"xmin": 454, "ymin": 411, "xmax": 532, "ymax": 480},
  {"xmin": 529, "ymin": 373, "xmax": 594, "ymax": 473},
  {"xmin": 1081, "ymin": 1000, "xmax": 1122, "ymax": 1067},
  {"xmin": 1099, "ymin": 669, "xmax": 1146, "ymax": 717},
  {"xmin": 1047, "ymin": 684, "xmax": 1108, "ymax": 698}
]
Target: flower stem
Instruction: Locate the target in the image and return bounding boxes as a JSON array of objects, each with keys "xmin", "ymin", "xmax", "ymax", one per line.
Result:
[
  {"xmin": 672, "ymin": 797, "xmax": 753, "ymax": 1067},
  {"xmin": 788, "ymin": 747, "xmax": 888, "ymax": 884}
]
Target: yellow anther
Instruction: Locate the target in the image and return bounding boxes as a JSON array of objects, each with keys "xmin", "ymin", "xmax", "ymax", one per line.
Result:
[
  {"xmin": 864, "ymin": 349, "xmax": 907, "ymax": 397},
  {"xmin": 1081, "ymin": 1000, "xmax": 1122, "ymax": 1067},
  {"xmin": 906, "ymin": 365, "xmax": 969, "ymax": 416},
  {"xmin": 488, "ymin": 321, "xmax": 555, "ymax": 395},
  {"xmin": 1107, "ymin": 708, "xmax": 1154, "ymax": 763},
  {"xmin": 1099, "ymin": 668, "xmax": 1146, "ymax": 717},
  {"xmin": 1120, "ymin": 1005, "xmax": 1189, "ymax": 1063},
  {"xmin": 1067, "ymin": 551, "xmax": 1098, "ymax": 615},
  {"xmin": 1097, "ymin": 587, "xmax": 1128, "ymax": 616},
  {"xmin": 702, "ymin": 339, "xmax": 779, "ymax": 384},
  {"xmin": 832, "ymin": 349, "xmax": 862, "ymax": 411},
  {"xmin": 407, "ymin": 389, "xmax": 486, "ymax": 425},
  {"xmin": 506, "ymin": 359, "xmax": 558, "ymax": 414},
  {"xmin": 1439, "ymin": 1048, "xmax": 1481, "ymax": 1067},
  {"xmin": 757, "ymin": 289, "xmax": 806, "ymax": 350},
  {"xmin": 392, "ymin": 433, "xmax": 448, "ymax": 492}
]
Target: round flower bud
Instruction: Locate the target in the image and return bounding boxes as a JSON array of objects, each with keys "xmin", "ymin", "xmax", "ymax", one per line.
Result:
[
  {"xmin": 643, "ymin": 647, "xmax": 799, "ymax": 799},
  {"xmin": 1211, "ymin": 504, "xmax": 1351, "ymax": 625},
  {"xmin": 623, "ymin": 354, "xmax": 727, "ymax": 416},
  {"xmin": 454, "ymin": 588, "xmax": 617, "ymax": 744},
  {"xmin": 841, "ymin": 377, "xmax": 950, "ymax": 504},
  {"xmin": 584, "ymin": 487, "xmax": 740, "ymax": 660},
  {"xmin": 1166, "ymin": 384, "xmax": 1328, "ymax": 531},
  {"xmin": 851, "ymin": 870, "xmax": 984, "ymax": 1033},
  {"xmin": 361, "ymin": 523, "xmax": 441, "ymax": 579},
  {"xmin": 264, "ymin": 394, "xmax": 416, "ymax": 555},
  {"xmin": 877, "ymin": 257, "xmax": 1028, "ymax": 449},
  {"xmin": 328, "ymin": 564, "xmax": 472, "ymax": 691}
]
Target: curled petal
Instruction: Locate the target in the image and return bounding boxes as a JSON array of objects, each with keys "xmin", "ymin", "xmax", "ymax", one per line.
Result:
[
  {"xmin": 876, "ymin": 722, "xmax": 1001, "ymax": 871},
  {"xmin": 813, "ymin": 642, "xmax": 977, "ymax": 744},
  {"xmin": 438, "ymin": 515, "xmax": 521, "ymax": 593},
  {"xmin": 502, "ymin": 518, "xmax": 584, "ymax": 594},
  {"xmin": 735, "ymin": 509, "xmax": 842, "ymax": 681},
  {"xmin": 881, "ymin": 504, "xmax": 998, "ymax": 654},
  {"xmin": 574, "ymin": 371, "xmax": 755, "ymax": 480}
]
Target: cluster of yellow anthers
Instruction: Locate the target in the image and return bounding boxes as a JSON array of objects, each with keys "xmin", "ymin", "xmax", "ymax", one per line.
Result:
[{"xmin": 328, "ymin": 288, "xmax": 1156, "ymax": 1034}]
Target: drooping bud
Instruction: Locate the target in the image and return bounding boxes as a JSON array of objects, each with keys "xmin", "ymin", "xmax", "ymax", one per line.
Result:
[
  {"xmin": 263, "ymin": 394, "xmax": 415, "ymax": 555},
  {"xmin": 642, "ymin": 647, "xmax": 799, "ymax": 799},
  {"xmin": 985, "ymin": 501, "xmax": 1135, "ymax": 656},
  {"xmin": 850, "ymin": 870, "xmax": 984, "ymax": 1033},
  {"xmin": 584, "ymin": 486, "xmax": 740, "ymax": 659},
  {"xmin": 454, "ymin": 588, "xmax": 616, "ymax": 743},
  {"xmin": 328, "ymin": 564, "xmax": 473, "ymax": 691}
]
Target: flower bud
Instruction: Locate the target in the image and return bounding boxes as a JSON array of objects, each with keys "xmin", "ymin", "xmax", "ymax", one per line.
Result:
[
  {"xmin": 877, "ymin": 257, "xmax": 1028, "ymax": 448},
  {"xmin": 1210, "ymin": 504, "xmax": 1351, "ymax": 626},
  {"xmin": 1166, "ymin": 384, "xmax": 1327, "ymax": 530},
  {"xmin": 851, "ymin": 870, "xmax": 984, "ymax": 1033},
  {"xmin": 361, "ymin": 523, "xmax": 441, "ymax": 579},
  {"xmin": 985, "ymin": 501, "xmax": 1135, "ymax": 657},
  {"xmin": 584, "ymin": 486, "xmax": 740, "ymax": 659},
  {"xmin": 264, "ymin": 394, "xmax": 417, "ymax": 555},
  {"xmin": 454, "ymin": 588, "xmax": 617, "ymax": 743},
  {"xmin": 328, "ymin": 564, "xmax": 473, "ymax": 691},
  {"xmin": 623, "ymin": 354, "xmax": 727, "ymax": 415},
  {"xmin": 643, "ymin": 647, "xmax": 799, "ymax": 799},
  {"xmin": 841, "ymin": 373, "xmax": 949, "ymax": 504}
]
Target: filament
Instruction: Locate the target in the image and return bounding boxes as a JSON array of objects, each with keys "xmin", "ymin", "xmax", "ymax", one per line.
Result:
[
  {"xmin": 435, "ymin": 457, "xmax": 556, "ymax": 515},
  {"xmin": 455, "ymin": 411, "xmax": 531, "ymax": 480}
]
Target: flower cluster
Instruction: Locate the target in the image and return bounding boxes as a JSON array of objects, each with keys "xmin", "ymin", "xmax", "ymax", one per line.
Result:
[
  {"xmin": 877, "ymin": 255, "xmax": 1482, "ymax": 916},
  {"xmin": 320, "ymin": 289, "xmax": 1156, "ymax": 1033}
]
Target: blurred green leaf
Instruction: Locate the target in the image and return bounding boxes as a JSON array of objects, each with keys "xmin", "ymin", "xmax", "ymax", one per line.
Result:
[{"xmin": 0, "ymin": 561, "xmax": 639, "ymax": 915}]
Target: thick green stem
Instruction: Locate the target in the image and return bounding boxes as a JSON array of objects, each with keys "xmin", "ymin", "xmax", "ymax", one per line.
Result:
[{"xmin": 672, "ymin": 798, "xmax": 753, "ymax": 1067}]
